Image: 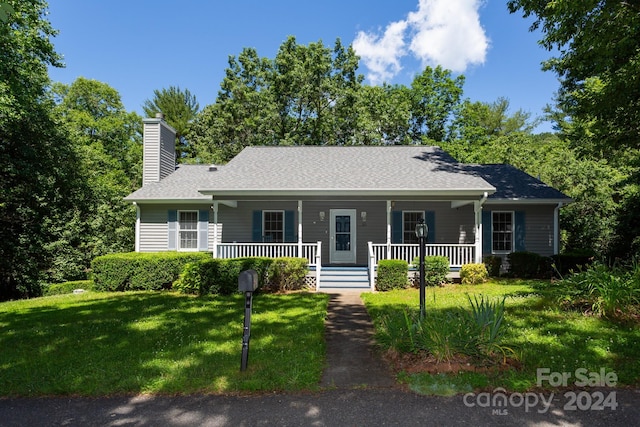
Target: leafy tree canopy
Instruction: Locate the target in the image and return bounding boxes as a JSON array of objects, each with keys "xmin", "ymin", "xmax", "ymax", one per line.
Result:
[
  {"xmin": 142, "ymin": 86, "xmax": 199, "ymax": 161},
  {"xmin": 508, "ymin": 0, "xmax": 640, "ymax": 157}
]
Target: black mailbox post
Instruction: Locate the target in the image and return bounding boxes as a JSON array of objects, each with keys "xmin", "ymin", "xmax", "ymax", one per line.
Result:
[{"xmin": 238, "ymin": 269, "xmax": 259, "ymax": 371}]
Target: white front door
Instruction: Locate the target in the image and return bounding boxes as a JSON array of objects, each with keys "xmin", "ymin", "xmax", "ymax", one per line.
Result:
[{"xmin": 329, "ymin": 209, "xmax": 356, "ymax": 264}]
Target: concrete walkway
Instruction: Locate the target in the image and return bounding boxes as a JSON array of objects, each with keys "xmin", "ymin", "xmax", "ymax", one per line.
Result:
[{"xmin": 319, "ymin": 291, "xmax": 396, "ymax": 389}]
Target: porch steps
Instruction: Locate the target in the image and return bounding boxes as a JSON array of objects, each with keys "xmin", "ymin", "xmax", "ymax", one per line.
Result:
[{"xmin": 319, "ymin": 266, "xmax": 370, "ymax": 289}]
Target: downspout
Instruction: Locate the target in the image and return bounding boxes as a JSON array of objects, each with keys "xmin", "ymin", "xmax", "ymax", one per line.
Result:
[
  {"xmin": 134, "ymin": 202, "xmax": 140, "ymax": 252},
  {"xmin": 474, "ymin": 192, "xmax": 488, "ymax": 263}
]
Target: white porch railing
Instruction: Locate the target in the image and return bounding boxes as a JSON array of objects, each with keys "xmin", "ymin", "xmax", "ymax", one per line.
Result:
[
  {"xmin": 215, "ymin": 242, "xmax": 321, "ymax": 268},
  {"xmin": 216, "ymin": 241, "xmax": 322, "ymax": 288},
  {"xmin": 368, "ymin": 243, "xmax": 476, "ymax": 268}
]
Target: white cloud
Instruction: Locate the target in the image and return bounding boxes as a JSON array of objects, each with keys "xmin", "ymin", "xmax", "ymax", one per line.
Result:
[
  {"xmin": 353, "ymin": 0, "xmax": 489, "ymax": 84},
  {"xmin": 353, "ymin": 20, "xmax": 408, "ymax": 85}
]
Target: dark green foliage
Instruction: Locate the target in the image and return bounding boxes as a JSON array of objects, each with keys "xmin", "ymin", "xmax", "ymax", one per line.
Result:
[
  {"xmin": 460, "ymin": 263, "xmax": 488, "ymax": 285},
  {"xmin": 376, "ymin": 295, "xmax": 511, "ymax": 362},
  {"xmin": 376, "ymin": 260, "xmax": 409, "ymax": 291},
  {"xmin": 0, "ymin": 0, "xmax": 78, "ymax": 300},
  {"xmin": 507, "ymin": 251, "xmax": 552, "ymax": 279},
  {"xmin": 173, "ymin": 259, "xmax": 221, "ymax": 296},
  {"xmin": 266, "ymin": 257, "xmax": 308, "ymax": 292},
  {"xmin": 142, "ymin": 86, "xmax": 199, "ymax": 160},
  {"xmin": 216, "ymin": 258, "xmax": 272, "ymax": 295},
  {"xmin": 174, "ymin": 257, "xmax": 274, "ymax": 296},
  {"xmin": 413, "ymin": 256, "xmax": 450, "ymax": 286},
  {"xmin": 535, "ymin": 262, "xmax": 640, "ymax": 318},
  {"xmin": 43, "ymin": 280, "xmax": 94, "ymax": 296},
  {"xmin": 551, "ymin": 250, "xmax": 595, "ymax": 276},
  {"xmin": 483, "ymin": 255, "xmax": 502, "ymax": 277},
  {"xmin": 91, "ymin": 252, "xmax": 211, "ymax": 291}
]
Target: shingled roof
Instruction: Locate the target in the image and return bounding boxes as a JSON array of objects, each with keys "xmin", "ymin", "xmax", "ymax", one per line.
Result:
[
  {"xmin": 125, "ymin": 146, "xmax": 569, "ymax": 202},
  {"xmin": 466, "ymin": 164, "xmax": 571, "ymax": 201}
]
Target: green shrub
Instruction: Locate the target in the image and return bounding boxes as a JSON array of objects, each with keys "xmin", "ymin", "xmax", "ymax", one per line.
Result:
[
  {"xmin": 216, "ymin": 257, "xmax": 272, "ymax": 295},
  {"xmin": 377, "ymin": 260, "xmax": 409, "ymax": 291},
  {"xmin": 43, "ymin": 280, "xmax": 94, "ymax": 296},
  {"xmin": 413, "ymin": 256, "xmax": 449, "ymax": 286},
  {"xmin": 91, "ymin": 252, "xmax": 211, "ymax": 291},
  {"xmin": 266, "ymin": 257, "xmax": 308, "ymax": 292},
  {"xmin": 460, "ymin": 263, "xmax": 488, "ymax": 285},
  {"xmin": 173, "ymin": 259, "xmax": 220, "ymax": 295},
  {"xmin": 507, "ymin": 251, "xmax": 552, "ymax": 279},
  {"xmin": 483, "ymin": 255, "xmax": 502, "ymax": 277},
  {"xmin": 173, "ymin": 257, "xmax": 273, "ymax": 296},
  {"xmin": 551, "ymin": 250, "xmax": 595, "ymax": 276}
]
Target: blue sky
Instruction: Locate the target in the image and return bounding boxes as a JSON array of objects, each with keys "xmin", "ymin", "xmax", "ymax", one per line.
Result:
[{"xmin": 47, "ymin": 0, "xmax": 558, "ymax": 132}]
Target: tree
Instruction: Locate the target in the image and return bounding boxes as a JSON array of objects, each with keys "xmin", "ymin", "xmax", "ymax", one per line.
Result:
[
  {"xmin": 50, "ymin": 78, "xmax": 142, "ymax": 282},
  {"xmin": 507, "ymin": 0, "xmax": 640, "ymax": 156},
  {"xmin": 0, "ymin": 0, "xmax": 84, "ymax": 299},
  {"xmin": 450, "ymin": 97, "xmax": 537, "ymax": 145},
  {"xmin": 508, "ymin": 0, "xmax": 640, "ymax": 260},
  {"xmin": 188, "ymin": 48, "xmax": 275, "ymax": 163},
  {"xmin": 353, "ymin": 84, "xmax": 412, "ymax": 145},
  {"xmin": 409, "ymin": 66, "xmax": 465, "ymax": 143},
  {"xmin": 271, "ymin": 37, "xmax": 362, "ymax": 145},
  {"xmin": 142, "ymin": 86, "xmax": 199, "ymax": 161}
]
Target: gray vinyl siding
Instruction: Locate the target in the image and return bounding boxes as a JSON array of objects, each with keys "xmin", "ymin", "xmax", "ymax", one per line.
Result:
[
  {"xmin": 138, "ymin": 200, "xmax": 558, "ymax": 261},
  {"xmin": 142, "ymin": 124, "xmax": 160, "ymax": 186},
  {"xmin": 484, "ymin": 203, "xmax": 556, "ymax": 257},
  {"xmin": 303, "ymin": 201, "xmax": 387, "ymax": 265},
  {"xmin": 139, "ymin": 204, "xmax": 169, "ymax": 251},
  {"xmin": 217, "ymin": 200, "xmax": 477, "ymax": 265},
  {"xmin": 139, "ymin": 204, "xmax": 212, "ymax": 252},
  {"xmin": 218, "ymin": 201, "xmax": 300, "ymax": 242},
  {"xmin": 392, "ymin": 201, "xmax": 476, "ymax": 244},
  {"xmin": 142, "ymin": 119, "xmax": 175, "ymax": 186},
  {"xmin": 158, "ymin": 124, "xmax": 175, "ymax": 180}
]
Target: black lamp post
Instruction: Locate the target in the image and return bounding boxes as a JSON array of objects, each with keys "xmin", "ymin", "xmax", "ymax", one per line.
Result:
[{"xmin": 415, "ymin": 218, "xmax": 428, "ymax": 319}]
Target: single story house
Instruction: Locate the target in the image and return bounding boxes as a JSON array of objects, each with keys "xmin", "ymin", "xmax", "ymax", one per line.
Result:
[{"xmin": 125, "ymin": 116, "xmax": 571, "ymax": 290}]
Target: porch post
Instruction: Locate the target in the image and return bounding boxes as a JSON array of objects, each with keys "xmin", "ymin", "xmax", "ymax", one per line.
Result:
[
  {"xmin": 474, "ymin": 192, "xmax": 489, "ymax": 264},
  {"xmin": 386, "ymin": 200, "xmax": 392, "ymax": 259},
  {"xmin": 212, "ymin": 202, "xmax": 219, "ymax": 258},
  {"xmin": 298, "ymin": 200, "xmax": 303, "ymax": 257}
]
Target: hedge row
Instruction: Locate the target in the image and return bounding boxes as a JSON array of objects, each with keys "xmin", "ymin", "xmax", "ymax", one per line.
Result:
[
  {"xmin": 91, "ymin": 252, "xmax": 309, "ymax": 295},
  {"xmin": 43, "ymin": 280, "xmax": 94, "ymax": 296},
  {"xmin": 91, "ymin": 252, "xmax": 211, "ymax": 291}
]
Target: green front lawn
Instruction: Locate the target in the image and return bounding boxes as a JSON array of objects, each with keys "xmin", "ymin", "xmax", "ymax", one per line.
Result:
[
  {"xmin": 0, "ymin": 291, "xmax": 328, "ymax": 396},
  {"xmin": 362, "ymin": 280, "xmax": 640, "ymax": 394}
]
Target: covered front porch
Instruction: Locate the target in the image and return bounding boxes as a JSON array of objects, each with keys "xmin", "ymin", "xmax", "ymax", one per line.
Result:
[
  {"xmin": 209, "ymin": 198, "xmax": 488, "ymax": 290},
  {"xmin": 212, "ymin": 241, "xmax": 476, "ymax": 291}
]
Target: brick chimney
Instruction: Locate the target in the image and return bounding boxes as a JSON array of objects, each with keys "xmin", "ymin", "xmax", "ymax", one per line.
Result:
[{"xmin": 142, "ymin": 113, "xmax": 176, "ymax": 186}]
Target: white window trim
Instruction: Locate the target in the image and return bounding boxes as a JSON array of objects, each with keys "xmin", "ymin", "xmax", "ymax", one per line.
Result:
[
  {"xmin": 263, "ymin": 210, "xmax": 285, "ymax": 243},
  {"xmin": 177, "ymin": 210, "xmax": 199, "ymax": 252},
  {"xmin": 491, "ymin": 210, "xmax": 514, "ymax": 254},
  {"xmin": 402, "ymin": 210, "xmax": 424, "ymax": 244}
]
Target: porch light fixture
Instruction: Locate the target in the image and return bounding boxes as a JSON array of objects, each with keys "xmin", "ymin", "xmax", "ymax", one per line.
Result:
[
  {"xmin": 415, "ymin": 218, "xmax": 428, "ymax": 319},
  {"xmin": 319, "ymin": 211, "xmax": 325, "ymax": 222},
  {"xmin": 360, "ymin": 211, "xmax": 367, "ymax": 222}
]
